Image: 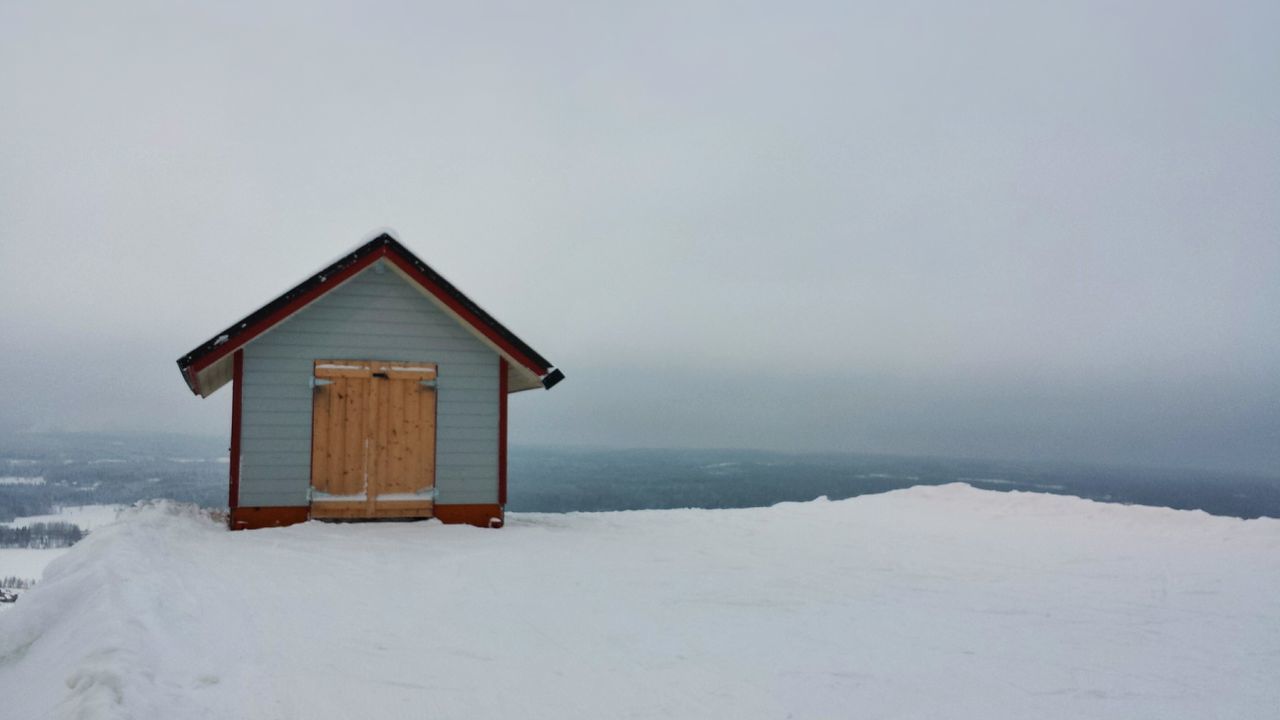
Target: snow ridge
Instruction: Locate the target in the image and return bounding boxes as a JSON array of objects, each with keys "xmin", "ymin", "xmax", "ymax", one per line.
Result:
[
  {"xmin": 0, "ymin": 503, "xmax": 227, "ymax": 719},
  {"xmin": 1, "ymin": 485, "xmax": 1278, "ymax": 720}
]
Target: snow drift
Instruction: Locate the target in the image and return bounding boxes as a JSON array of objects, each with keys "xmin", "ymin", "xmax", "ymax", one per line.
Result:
[{"xmin": 1, "ymin": 485, "xmax": 1277, "ymax": 720}]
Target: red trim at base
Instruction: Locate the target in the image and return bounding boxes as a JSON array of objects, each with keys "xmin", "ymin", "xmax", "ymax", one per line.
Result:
[
  {"xmin": 228, "ymin": 505, "xmax": 505, "ymax": 530},
  {"xmin": 498, "ymin": 358, "xmax": 509, "ymax": 506},
  {"xmin": 435, "ymin": 504, "xmax": 505, "ymax": 528},
  {"xmin": 230, "ymin": 506, "xmax": 309, "ymax": 531},
  {"xmin": 228, "ymin": 350, "xmax": 244, "ymax": 510}
]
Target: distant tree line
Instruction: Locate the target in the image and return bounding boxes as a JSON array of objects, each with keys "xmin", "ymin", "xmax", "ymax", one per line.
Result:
[
  {"xmin": 1, "ymin": 576, "xmax": 34, "ymax": 589},
  {"xmin": 0, "ymin": 521, "xmax": 84, "ymax": 548},
  {"xmin": 0, "ymin": 456, "xmax": 227, "ymax": 522}
]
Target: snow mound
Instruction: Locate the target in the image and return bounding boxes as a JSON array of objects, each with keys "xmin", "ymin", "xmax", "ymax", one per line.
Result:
[{"xmin": 1, "ymin": 485, "xmax": 1277, "ymax": 720}]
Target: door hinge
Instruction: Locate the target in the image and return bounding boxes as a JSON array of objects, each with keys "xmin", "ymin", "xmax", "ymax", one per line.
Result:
[
  {"xmin": 419, "ymin": 379, "xmax": 437, "ymax": 388},
  {"xmin": 311, "ymin": 377, "xmax": 334, "ymax": 388}
]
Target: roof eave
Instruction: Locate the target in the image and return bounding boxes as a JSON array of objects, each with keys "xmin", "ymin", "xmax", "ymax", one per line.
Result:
[{"xmin": 177, "ymin": 233, "xmax": 561, "ymax": 397}]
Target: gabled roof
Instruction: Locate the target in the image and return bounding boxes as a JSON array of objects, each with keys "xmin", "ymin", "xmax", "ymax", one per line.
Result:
[{"xmin": 177, "ymin": 233, "xmax": 563, "ymax": 397}]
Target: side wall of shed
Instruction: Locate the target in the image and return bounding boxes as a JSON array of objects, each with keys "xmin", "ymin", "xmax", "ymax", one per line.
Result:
[{"xmin": 237, "ymin": 260, "xmax": 499, "ymax": 507}]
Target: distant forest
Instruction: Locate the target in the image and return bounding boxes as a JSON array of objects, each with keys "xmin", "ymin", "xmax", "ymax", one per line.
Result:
[
  {"xmin": 0, "ymin": 433, "xmax": 226, "ymax": 523},
  {"xmin": 0, "ymin": 522, "xmax": 83, "ymax": 548},
  {"xmin": 1, "ymin": 432, "xmax": 1279, "ymax": 523}
]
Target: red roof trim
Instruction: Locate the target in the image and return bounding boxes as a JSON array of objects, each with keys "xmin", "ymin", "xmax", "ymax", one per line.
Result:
[
  {"xmin": 228, "ymin": 349, "xmax": 243, "ymax": 511},
  {"xmin": 382, "ymin": 252, "xmax": 549, "ymax": 377},
  {"xmin": 498, "ymin": 357, "xmax": 509, "ymax": 506},
  {"xmin": 188, "ymin": 247, "xmax": 385, "ymax": 381},
  {"xmin": 177, "ymin": 234, "xmax": 557, "ymax": 395}
]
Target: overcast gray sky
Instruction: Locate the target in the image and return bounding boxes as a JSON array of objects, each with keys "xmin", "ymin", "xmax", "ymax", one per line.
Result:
[{"xmin": 1, "ymin": 1, "xmax": 1277, "ymax": 475}]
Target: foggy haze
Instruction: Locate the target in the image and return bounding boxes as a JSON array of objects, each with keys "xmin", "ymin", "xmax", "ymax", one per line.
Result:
[{"xmin": 1, "ymin": 2, "xmax": 1276, "ymax": 475}]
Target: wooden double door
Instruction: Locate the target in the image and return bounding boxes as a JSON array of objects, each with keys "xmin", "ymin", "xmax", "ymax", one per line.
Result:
[{"xmin": 309, "ymin": 359, "xmax": 437, "ymax": 519}]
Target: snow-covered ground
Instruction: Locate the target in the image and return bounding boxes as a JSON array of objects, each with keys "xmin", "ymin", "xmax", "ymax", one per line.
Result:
[
  {"xmin": 0, "ymin": 548, "xmax": 59, "ymax": 611},
  {"xmin": 0, "ymin": 548, "xmax": 69, "ymax": 582},
  {"xmin": 2, "ymin": 504, "xmax": 125, "ymax": 531},
  {"xmin": 0, "ymin": 476, "xmax": 46, "ymax": 485},
  {"xmin": 0, "ymin": 505, "xmax": 126, "ymax": 608},
  {"xmin": 0, "ymin": 485, "xmax": 1277, "ymax": 720}
]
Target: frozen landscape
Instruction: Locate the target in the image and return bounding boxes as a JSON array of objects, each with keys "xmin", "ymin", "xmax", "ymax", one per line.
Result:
[
  {"xmin": 0, "ymin": 484, "xmax": 1276, "ymax": 719},
  {"xmin": 2, "ymin": 505, "xmax": 124, "ymax": 531},
  {"xmin": 0, "ymin": 505, "xmax": 126, "ymax": 610}
]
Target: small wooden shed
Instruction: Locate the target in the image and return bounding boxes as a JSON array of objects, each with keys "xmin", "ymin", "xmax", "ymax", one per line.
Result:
[{"xmin": 177, "ymin": 233, "xmax": 563, "ymax": 530}]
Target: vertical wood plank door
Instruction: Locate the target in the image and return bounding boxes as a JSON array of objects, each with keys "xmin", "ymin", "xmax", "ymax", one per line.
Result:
[
  {"xmin": 310, "ymin": 360, "xmax": 437, "ymax": 519},
  {"xmin": 310, "ymin": 361, "xmax": 372, "ymax": 509},
  {"xmin": 370, "ymin": 361, "xmax": 437, "ymax": 517}
]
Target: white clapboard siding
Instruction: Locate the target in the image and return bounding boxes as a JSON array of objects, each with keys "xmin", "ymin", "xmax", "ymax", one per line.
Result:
[{"xmin": 238, "ymin": 259, "xmax": 499, "ymax": 507}]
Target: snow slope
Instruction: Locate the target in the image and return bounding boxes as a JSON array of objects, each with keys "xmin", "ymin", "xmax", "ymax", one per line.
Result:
[
  {"xmin": 0, "ymin": 485, "xmax": 1277, "ymax": 720},
  {"xmin": 0, "ymin": 506, "xmax": 127, "ymax": 600}
]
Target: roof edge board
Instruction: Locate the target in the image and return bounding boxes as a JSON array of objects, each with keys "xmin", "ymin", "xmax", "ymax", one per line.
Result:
[
  {"xmin": 177, "ymin": 233, "xmax": 562, "ymax": 396},
  {"xmin": 378, "ymin": 247, "xmax": 552, "ymax": 376},
  {"xmin": 380, "ymin": 259, "xmax": 550, "ymax": 383},
  {"xmin": 178, "ymin": 241, "xmax": 389, "ymax": 379}
]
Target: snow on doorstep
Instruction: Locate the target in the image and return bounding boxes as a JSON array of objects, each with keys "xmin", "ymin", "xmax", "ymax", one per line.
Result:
[
  {"xmin": 311, "ymin": 491, "xmax": 367, "ymax": 501},
  {"xmin": 0, "ymin": 476, "xmax": 45, "ymax": 485},
  {"xmin": 371, "ymin": 492, "xmax": 433, "ymax": 501},
  {"xmin": 1, "ymin": 486, "xmax": 1278, "ymax": 720}
]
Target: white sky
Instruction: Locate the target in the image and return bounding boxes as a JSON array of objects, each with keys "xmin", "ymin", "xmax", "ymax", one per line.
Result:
[{"xmin": 1, "ymin": 1, "xmax": 1277, "ymax": 474}]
